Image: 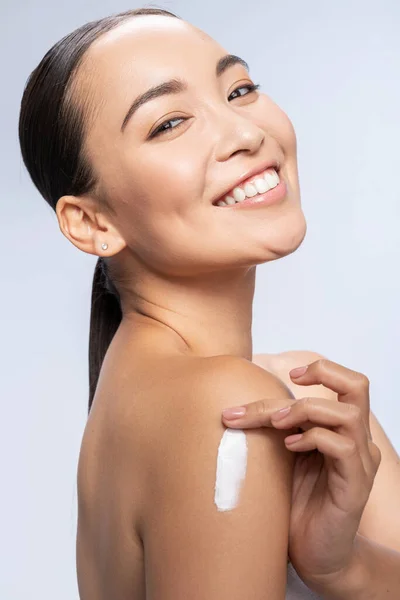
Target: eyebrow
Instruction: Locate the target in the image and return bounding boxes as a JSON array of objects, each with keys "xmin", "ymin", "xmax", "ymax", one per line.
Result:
[{"xmin": 120, "ymin": 54, "xmax": 250, "ymax": 133}]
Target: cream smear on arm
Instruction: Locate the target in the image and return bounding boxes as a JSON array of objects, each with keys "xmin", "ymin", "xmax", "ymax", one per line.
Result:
[{"xmin": 214, "ymin": 428, "xmax": 248, "ymax": 511}]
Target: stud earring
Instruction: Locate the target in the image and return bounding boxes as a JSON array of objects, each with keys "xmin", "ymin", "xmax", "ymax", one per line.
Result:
[{"xmin": 101, "ymin": 243, "xmax": 108, "ymax": 250}]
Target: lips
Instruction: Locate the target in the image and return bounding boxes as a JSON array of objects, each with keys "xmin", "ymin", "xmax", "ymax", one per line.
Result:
[{"xmin": 211, "ymin": 160, "xmax": 281, "ymax": 206}]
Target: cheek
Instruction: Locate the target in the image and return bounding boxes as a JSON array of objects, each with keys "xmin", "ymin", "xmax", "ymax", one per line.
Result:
[
  {"xmin": 256, "ymin": 95, "xmax": 297, "ymax": 157},
  {"xmin": 150, "ymin": 159, "xmax": 200, "ymax": 213},
  {"xmin": 126, "ymin": 149, "xmax": 202, "ymax": 214},
  {"xmin": 110, "ymin": 153, "xmax": 207, "ymax": 269}
]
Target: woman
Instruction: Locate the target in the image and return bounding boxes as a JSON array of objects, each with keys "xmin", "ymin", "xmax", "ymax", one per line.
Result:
[{"xmin": 18, "ymin": 7, "xmax": 400, "ymax": 599}]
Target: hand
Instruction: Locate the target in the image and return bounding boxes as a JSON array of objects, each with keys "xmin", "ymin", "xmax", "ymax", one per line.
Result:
[{"xmin": 221, "ymin": 359, "xmax": 382, "ymax": 593}]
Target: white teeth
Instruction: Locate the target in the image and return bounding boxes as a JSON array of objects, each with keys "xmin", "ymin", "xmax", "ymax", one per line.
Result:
[
  {"xmin": 264, "ymin": 170, "xmax": 279, "ymax": 188},
  {"xmin": 233, "ymin": 187, "xmax": 246, "ymax": 202},
  {"xmin": 253, "ymin": 178, "xmax": 269, "ymax": 194},
  {"xmin": 243, "ymin": 182, "xmax": 258, "ymax": 197},
  {"xmin": 214, "ymin": 167, "xmax": 281, "ymax": 206}
]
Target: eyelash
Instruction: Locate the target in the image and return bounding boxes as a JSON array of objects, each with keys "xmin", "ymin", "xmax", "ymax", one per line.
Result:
[{"xmin": 149, "ymin": 83, "xmax": 261, "ymax": 139}]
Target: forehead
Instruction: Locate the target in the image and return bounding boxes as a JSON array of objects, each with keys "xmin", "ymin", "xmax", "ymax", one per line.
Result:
[{"xmin": 82, "ymin": 16, "xmax": 225, "ymax": 93}]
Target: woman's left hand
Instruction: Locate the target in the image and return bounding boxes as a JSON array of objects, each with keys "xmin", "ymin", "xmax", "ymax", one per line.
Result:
[{"xmin": 221, "ymin": 359, "xmax": 382, "ymax": 592}]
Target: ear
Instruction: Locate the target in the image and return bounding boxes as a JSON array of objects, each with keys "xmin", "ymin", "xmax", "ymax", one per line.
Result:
[{"xmin": 55, "ymin": 194, "xmax": 126, "ymax": 257}]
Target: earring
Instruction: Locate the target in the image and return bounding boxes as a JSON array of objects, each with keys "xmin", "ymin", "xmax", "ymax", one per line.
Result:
[{"xmin": 101, "ymin": 243, "xmax": 108, "ymax": 250}]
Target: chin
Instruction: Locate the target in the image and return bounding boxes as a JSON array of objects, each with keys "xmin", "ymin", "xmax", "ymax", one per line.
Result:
[{"xmin": 259, "ymin": 208, "xmax": 307, "ymax": 261}]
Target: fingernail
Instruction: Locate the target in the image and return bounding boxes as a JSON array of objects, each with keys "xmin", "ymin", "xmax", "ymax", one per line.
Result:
[
  {"xmin": 285, "ymin": 433, "xmax": 303, "ymax": 444},
  {"xmin": 222, "ymin": 406, "xmax": 246, "ymax": 419},
  {"xmin": 290, "ymin": 365, "xmax": 308, "ymax": 378},
  {"xmin": 271, "ymin": 406, "xmax": 292, "ymax": 420}
]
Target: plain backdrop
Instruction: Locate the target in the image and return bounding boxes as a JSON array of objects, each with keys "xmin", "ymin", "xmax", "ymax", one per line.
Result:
[{"xmin": 1, "ymin": 0, "xmax": 399, "ymax": 598}]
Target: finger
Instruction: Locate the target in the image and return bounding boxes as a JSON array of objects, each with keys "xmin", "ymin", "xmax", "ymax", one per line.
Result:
[
  {"xmin": 284, "ymin": 427, "xmax": 369, "ymax": 499},
  {"xmin": 221, "ymin": 398, "xmax": 297, "ymax": 428},
  {"xmin": 271, "ymin": 397, "xmax": 374, "ymax": 474},
  {"xmin": 369, "ymin": 440, "xmax": 382, "ymax": 472},
  {"xmin": 289, "ymin": 358, "xmax": 372, "ymax": 440}
]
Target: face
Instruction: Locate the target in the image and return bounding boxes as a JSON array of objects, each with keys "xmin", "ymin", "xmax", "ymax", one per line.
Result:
[{"xmin": 71, "ymin": 15, "xmax": 306, "ymax": 276}]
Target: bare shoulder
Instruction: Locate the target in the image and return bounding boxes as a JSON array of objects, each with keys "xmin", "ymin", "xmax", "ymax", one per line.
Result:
[
  {"xmin": 195, "ymin": 353, "xmax": 297, "ymax": 402},
  {"xmin": 129, "ymin": 354, "xmax": 298, "ymax": 484},
  {"xmin": 138, "ymin": 354, "xmax": 297, "ymax": 599},
  {"xmin": 253, "ymin": 350, "xmax": 337, "ymax": 401},
  {"xmin": 142, "ymin": 354, "xmax": 297, "ymax": 437},
  {"xmin": 252, "ymin": 349, "xmax": 324, "ymax": 371},
  {"xmin": 75, "ymin": 351, "xmax": 305, "ymax": 599}
]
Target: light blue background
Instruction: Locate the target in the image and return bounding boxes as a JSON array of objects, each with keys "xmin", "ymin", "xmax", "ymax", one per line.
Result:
[{"xmin": 2, "ymin": 1, "xmax": 399, "ymax": 598}]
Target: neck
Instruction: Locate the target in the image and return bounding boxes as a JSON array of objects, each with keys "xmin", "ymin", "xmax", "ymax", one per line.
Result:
[{"xmin": 118, "ymin": 265, "xmax": 257, "ymax": 360}]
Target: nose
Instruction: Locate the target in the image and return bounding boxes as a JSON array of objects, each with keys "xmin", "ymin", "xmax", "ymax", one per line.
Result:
[{"xmin": 210, "ymin": 105, "xmax": 265, "ymax": 162}]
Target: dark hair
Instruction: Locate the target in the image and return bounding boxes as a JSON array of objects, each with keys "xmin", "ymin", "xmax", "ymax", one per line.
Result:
[{"xmin": 18, "ymin": 7, "xmax": 180, "ymax": 414}]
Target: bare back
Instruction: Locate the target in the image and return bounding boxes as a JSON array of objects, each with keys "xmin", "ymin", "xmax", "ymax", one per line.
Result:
[{"xmin": 76, "ymin": 330, "xmax": 214, "ymax": 599}]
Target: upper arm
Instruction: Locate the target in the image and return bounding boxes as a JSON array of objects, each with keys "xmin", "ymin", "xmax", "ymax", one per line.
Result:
[{"xmin": 142, "ymin": 357, "xmax": 296, "ymax": 600}]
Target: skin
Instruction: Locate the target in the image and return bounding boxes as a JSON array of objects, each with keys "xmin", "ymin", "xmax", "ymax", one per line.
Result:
[
  {"xmin": 221, "ymin": 357, "xmax": 400, "ymax": 599},
  {"xmin": 55, "ymin": 13, "xmax": 400, "ymax": 598},
  {"xmin": 254, "ymin": 350, "xmax": 400, "ymax": 555},
  {"xmin": 222, "ymin": 358, "xmax": 382, "ymax": 590},
  {"xmin": 56, "ymin": 14, "xmax": 307, "ymax": 360}
]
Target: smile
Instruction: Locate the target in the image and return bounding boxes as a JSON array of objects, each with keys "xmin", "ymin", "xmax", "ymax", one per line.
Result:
[{"xmin": 213, "ymin": 168, "xmax": 280, "ymax": 206}]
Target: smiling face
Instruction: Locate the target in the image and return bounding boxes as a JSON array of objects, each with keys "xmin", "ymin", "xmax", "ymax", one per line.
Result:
[{"xmin": 70, "ymin": 15, "xmax": 306, "ymax": 277}]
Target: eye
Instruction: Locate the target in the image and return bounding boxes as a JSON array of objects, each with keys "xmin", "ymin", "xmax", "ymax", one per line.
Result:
[
  {"xmin": 149, "ymin": 82, "xmax": 261, "ymax": 139},
  {"xmin": 149, "ymin": 117, "xmax": 187, "ymax": 139},
  {"xmin": 228, "ymin": 82, "xmax": 261, "ymax": 100}
]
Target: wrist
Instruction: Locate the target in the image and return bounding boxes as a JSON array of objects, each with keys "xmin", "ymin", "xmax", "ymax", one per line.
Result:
[
  {"xmin": 335, "ymin": 534, "xmax": 369, "ymax": 599},
  {"xmin": 313, "ymin": 532, "xmax": 400, "ymax": 600},
  {"xmin": 310, "ymin": 535, "xmax": 369, "ymax": 600}
]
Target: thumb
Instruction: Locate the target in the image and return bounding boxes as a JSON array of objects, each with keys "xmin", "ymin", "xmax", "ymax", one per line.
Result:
[{"xmin": 221, "ymin": 398, "xmax": 296, "ymax": 428}]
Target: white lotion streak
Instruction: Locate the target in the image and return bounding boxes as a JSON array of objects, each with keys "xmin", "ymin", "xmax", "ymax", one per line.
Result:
[{"xmin": 214, "ymin": 428, "xmax": 248, "ymax": 511}]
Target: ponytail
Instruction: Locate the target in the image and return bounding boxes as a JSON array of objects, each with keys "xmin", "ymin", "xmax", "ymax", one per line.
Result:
[
  {"xmin": 88, "ymin": 258, "xmax": 122, "ymax": 413},
  {"xmin": 18, "ymin": 6, "xmax": 180, "ymax": 414}
]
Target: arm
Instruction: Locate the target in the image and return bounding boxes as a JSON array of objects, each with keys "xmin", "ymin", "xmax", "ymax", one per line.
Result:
[
  {"xmin": 320, "ymin": 533, "xmax": 400, "ymax": 600},
  {"xmin": 356, "ymin": 411, "xmax": 400, "ymax": 551},
  {"xmin": 261, "ymin": 349, "xmax": 400, "ymax": 553},
  {"xmin": 303, "ymin": 351, "xmax": 400, "ymax": 552},
  {"xmin": 141, "ymin": 357, "xmax": 298, "ymax": 600}
]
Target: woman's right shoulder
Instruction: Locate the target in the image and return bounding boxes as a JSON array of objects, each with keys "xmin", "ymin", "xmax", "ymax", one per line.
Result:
[
  {"xmin": 128, "ymin": 353, "xmax": 293, "ymax": 420},
  {"xmin": 163, "ymin": 354, "xmax": 296, "ymax": 416},
  {"xmin": 131, "ymin": 353, "xmax": 298, "ymax": 505},
  {"xmin": 131, "ymin": 353, "xmax": 296, "ymax": 443},
  {"xmin": 88, "ymin": 353, "xmax": 297, "ymax": 487},
  {"xmin": 195, "ymin": 354, "xmax": 296, "ymax": 400},
  {"xmin": 96, "ymin": 354, "xmax": 296, "ymax": 503},
  {"xmin": 132, "ymin": 354, "xmax": 297, "ymax": 599}
]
